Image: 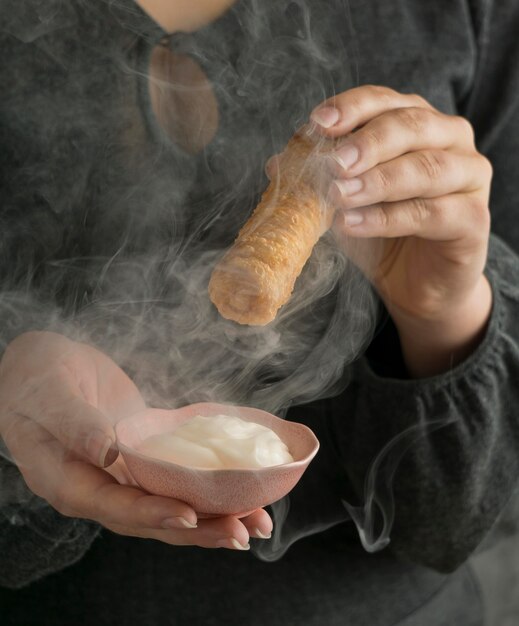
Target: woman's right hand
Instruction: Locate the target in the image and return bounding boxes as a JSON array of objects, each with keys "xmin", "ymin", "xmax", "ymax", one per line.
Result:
[{"xmin": 0, "ymin": 331, "xmax": 272, "ymax": 550}]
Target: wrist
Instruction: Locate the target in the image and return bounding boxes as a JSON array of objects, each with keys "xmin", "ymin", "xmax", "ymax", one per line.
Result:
[{"xmin": 388, "ymin": 275, "xmax": 493, "ymax": 378}]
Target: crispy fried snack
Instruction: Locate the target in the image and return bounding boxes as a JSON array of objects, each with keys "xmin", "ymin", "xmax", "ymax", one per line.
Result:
[{"xmin": 209, "ymin": 130, "xmax": 335, "ymax": 325}]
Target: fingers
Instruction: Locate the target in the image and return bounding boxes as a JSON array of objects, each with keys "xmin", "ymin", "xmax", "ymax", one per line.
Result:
[
  {"xmin": 240, "ymin": 508, "xmax": 274, "ymax": 539},
  {"xmin": 333, "ymin": 192, "xmax": 490, "ymax": 242},
  {"xmin": 4, "ymin": 415, "xmax": 273, "ymax": 552},
  {"xmin": 67, "ymin": 467, "xmax": 201, "ymax": 531},
  {"xmin": 0, "ymin": 332, "xmax": 147, "ymax": 469},
  {"xmin": 4, "ymin": 415, "xmax": 198, "ymax": 528},
  {"xmin": 126, "ymin": 512, "xmax": 274, "ymax": 550},
  {"xmin": 105, "ymin": 515, "xmax": 251, "ymax": 550},
  {"xmin": 330, "ymin": 150, "xmax": 491, "ymax": 211},
  {"xmin": 98, "ymin": 503, "xmax": 272, "ymax": 551},
  {"xmin": 310, "ymin": 85, "xmax": 434, "ymax": 135},
  {"xmin": 329, "ymin": 109, "xmax": 475, "ymax": 179},
  {"xmin": 308, "ymin": 85, "xmax": 492, "ymax": 247},
  {"xmin": 0, "ymin": 333, "xmax": 274, "ymax": 553}
]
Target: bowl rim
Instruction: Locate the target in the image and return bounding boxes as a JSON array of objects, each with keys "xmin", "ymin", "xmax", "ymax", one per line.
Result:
[{"xmin": 115, "ymin": 403, "xmax": 320, "ymax": 474}]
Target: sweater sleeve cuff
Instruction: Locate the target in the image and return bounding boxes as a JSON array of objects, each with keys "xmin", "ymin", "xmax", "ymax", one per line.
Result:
[
  {"xmin": 335, "ymin": 234, "xmax": 519, "ymax": 572},
  {"xmin": 0, "ymin": 455, "xmax": 100, "ymax": 589}
]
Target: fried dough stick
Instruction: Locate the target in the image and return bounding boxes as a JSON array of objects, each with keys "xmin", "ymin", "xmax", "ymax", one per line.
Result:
[{"xmin": 209, "ymin": 130, "xmax": 335, "ymax": 325}]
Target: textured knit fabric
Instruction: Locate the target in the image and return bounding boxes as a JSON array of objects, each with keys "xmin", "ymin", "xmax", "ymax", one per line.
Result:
[{"xmin": 1, "ymin": 0, "xmax": 519, "ymax": 624}]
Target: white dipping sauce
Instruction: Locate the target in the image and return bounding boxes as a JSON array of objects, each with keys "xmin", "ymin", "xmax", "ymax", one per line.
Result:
[{"xmin": 139, "ymin": 414, "xmax": 294, "ymax": 469}]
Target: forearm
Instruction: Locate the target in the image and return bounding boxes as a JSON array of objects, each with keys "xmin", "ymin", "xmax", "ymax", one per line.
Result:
[{"xmin": 389, "ymin": 274, "xmax": 493, "ymax": 378}]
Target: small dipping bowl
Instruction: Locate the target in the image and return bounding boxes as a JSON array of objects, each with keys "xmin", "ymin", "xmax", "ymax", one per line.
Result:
[{"xmin": 115, "ymin": 402, "xmax": 319, "ymax": 517}]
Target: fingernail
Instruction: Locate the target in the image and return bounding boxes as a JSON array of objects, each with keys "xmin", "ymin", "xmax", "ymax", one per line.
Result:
[
  {"xmin": 216, "ymin": 538, "xmax": 250, "ymax": 551},
  {"xmin": 333, "ymin": 145, "xmax": 360, "ymax": 170},
  {"xmin": 162, "ymin": 516, "xmax": 198, "ymax": 530},
  {"xmin": 86, "ymin": 430, "xmax": 118, "ymax": 467},
  {"xmin": 344, "ymin": 211, "xmax": 364, "ymax": 226},
  {"xmin": 252, "ymin": 528, "xmax": 272, "ymax": 540},
  {"xmin": 311, "ymin": 106, "xmax": 340, "ymax": 129},
  {"xmin": 334, "ymin": 178, "xmax": 364, "ymax": 196}
]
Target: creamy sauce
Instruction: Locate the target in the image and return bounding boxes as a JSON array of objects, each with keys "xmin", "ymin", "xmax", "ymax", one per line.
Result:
[{"xmin": 139, "ymin": 414, "xmax": 294, "ymax": 469}]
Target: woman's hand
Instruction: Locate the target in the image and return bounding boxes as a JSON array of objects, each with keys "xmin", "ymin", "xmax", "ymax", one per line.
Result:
[
  {"xmin": 0, "ymin": 332, "xmax": 272, "ymax": 550},
  {"xmin": 311, "ymin": 86, "xmax": 493, "ymax": 377}
]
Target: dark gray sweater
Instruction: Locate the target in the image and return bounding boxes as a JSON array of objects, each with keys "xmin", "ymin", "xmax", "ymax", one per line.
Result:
[{"xmin": 1, "ymin": 0, "xmax": 519, "ymax": 624}]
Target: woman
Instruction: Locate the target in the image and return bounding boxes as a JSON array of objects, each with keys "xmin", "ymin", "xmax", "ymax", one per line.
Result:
[{"xmin": 1, "ymin": 0, "xmax": 518, "ymax": 624}]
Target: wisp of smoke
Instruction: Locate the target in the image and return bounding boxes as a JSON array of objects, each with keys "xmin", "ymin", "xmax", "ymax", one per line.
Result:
[{"xmin": 0, "ymin": 3, "xmax": 518, "ymax": 619}]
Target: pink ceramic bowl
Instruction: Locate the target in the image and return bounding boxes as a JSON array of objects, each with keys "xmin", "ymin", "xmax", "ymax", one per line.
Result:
[{"xmin": 115, "ymin": 402, "xmax": 319, "ymax": 517}]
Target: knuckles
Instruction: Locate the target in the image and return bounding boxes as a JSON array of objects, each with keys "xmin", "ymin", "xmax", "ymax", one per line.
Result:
[
  {"xmin": 408, "ymin": 93, "xmax": 431, "ymax": 109},
  {"xmin": 355, "ymin": 106, "xmax": 436, "ymax": 160},
  {"xmin": 393, "ymin": 106, "xmax": 430, "ymax": 135},
  {"xmin": 343, "ymin": 86, "xmax": 431, "ymax": 113},
  {"xmin": 374, "ymin": 165, "xmax": 394, "ymax": 192},
  {"xmin": 361, "ymin": 124, "xmax": 386, "ymax": 150},
  {"xmin": 467, "ymin": 195, "xmax": 491, "ymax": 234},
  {"xmin": 363, "ymin": 84, "xmax": 397, "ymax": 105},
  {"xmin": 427, "ymin": 198, "xmax": 451, "ymax": 231},
  {"xmin": 453, "ymin": 115, "xmax": 476, "ymax": 146},
  {"xmin": 413, "ymin": 151, "xmax": 446, "ymax": 181},
  {"xmin": 330, "ymin": 86, "xmax": 435, "ymax": 130},
  {"xmin": 409, "ymin": 197, "xmax": 432, "ymax": 225},
  {"xmin": 352, "ymin": 127, "xmax": 384, "ymax": 165},
  {"xmin": 343, "ymin": 92, "xmax": 364, "ymax": 116},
  {"xmin": 371, "ymin": 206, "xmax": 391, "ymax": 230},
  {"xmin": 338, "ymin": 84, "xmax": 398, "ymax": 115},
  {"xmin": 479, "ymin": 154, "xmax": 494, "ymax": 182}
]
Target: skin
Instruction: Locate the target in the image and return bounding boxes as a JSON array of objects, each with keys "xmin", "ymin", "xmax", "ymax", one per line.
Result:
[
  {"xmin": 0, "ymin": 332, "xmax": 272, "ymax": 550},
  {"xmin": 0, "ymin": 1, "xmax": 271, "ymax": 555},
  {"xmin": 309, "ymin": 87, "xmax": 493, "ymax": 377},
  {"xmin": 148, "ymin": 44, "xmax": 219, "ymax": 154},
  {"xmin": 1, "ymin": 2, "xmax": 493, "ymax": 552},
  {"xmin": 136, "ymin": 0, "xmax": 236, "ymax": 32}
]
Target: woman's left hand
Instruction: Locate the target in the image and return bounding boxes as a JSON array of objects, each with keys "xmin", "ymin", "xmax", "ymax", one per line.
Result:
[{"xmin": 310, "ymin": 85, "xmax": 493, "ymax": 377}]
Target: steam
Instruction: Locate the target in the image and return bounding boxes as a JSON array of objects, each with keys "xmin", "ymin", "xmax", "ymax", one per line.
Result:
[
  {"xmin": 344, "ymin": 416, "xmax": 458, "ymax": 554},
  {"xmin": 1, "ymin": 2, "xmax": 518, "ymax": 620},
  {"xmin": 471, "ymin": 490, "xmax": 519, "ymax": 626},
  {"xmin": 0, "ymin": 0, "xmax": 372, "ymax": 511}
]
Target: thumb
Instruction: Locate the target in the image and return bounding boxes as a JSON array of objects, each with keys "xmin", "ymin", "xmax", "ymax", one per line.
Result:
[{"xmin": 21, "ymin": 373, "xmax": 119, "ymax": 468}]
